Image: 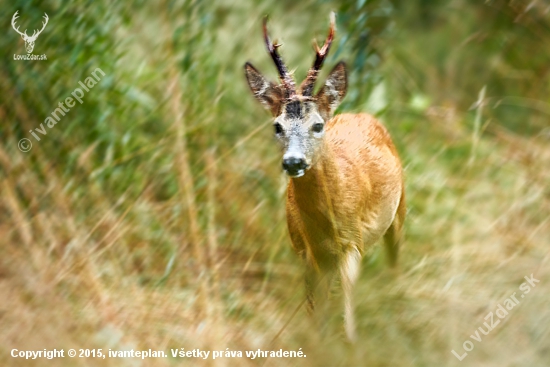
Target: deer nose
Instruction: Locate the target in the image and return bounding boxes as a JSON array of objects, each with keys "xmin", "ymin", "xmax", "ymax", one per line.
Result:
[{"xmin": 282, "ymin": 156, "xmax": 308, "ymax": 174}]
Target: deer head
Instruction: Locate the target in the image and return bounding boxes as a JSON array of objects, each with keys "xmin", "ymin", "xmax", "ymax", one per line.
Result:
[
  {"xmin": 244, "ymin": 13, "xmax": 347, "ymax": 178},
  {"xmin": 12, "ymin": 11, "xmax": 49, "ymax": 54}
]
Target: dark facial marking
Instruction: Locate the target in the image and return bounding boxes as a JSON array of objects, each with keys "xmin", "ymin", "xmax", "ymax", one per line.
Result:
[{"xmin": 285, "ymin": 100, "xmax": 303, "ymax": 119}]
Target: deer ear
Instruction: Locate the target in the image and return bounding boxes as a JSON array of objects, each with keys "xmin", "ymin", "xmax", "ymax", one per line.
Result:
[
  {"xmin": 244, "ymin": 62, "xmax": 284, "ymax": 116},
  {"xmin": 316, "ymin": 62, "xmax": 347, "ymax": 120}
]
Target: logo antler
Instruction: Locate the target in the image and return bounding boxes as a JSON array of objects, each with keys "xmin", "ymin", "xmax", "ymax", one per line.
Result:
[{"xmin": 11, "ymin": 11, "xmax": 27, "ymax": 38}]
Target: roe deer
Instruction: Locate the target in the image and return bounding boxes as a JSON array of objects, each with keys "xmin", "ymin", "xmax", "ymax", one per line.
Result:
[{"xmin": 244, "ymin": 13, "xmax": 405, "ymax": 341}]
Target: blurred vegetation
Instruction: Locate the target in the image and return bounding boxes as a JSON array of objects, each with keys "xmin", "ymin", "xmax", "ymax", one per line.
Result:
[{"xmin": 1, "ymin": 0, "xmax": 549, "ymax": 366}]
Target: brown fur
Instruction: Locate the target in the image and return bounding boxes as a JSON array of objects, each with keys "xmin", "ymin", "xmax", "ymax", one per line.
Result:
[{"xmin": 286, "ymin": 113, "xmax": 405, "ymax": 340}]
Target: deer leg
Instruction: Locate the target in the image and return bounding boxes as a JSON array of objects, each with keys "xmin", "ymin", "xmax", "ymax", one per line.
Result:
[
  {"xmin": 340, "ymin": 247, "xmax": 361, "ymax": 342},
  {"xmin": 384, "ymin": 187, "xmax": 406, "ymax": 267},
  {"xmin": 305, "ymin": 265, "xmax": 318, "ymax": 315}
]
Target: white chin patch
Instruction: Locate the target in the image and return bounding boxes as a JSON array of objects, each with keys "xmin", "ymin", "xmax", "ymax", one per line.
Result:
[{"xmin": 287, "ymin": 170, "xmax": 305, "ymax": 178}]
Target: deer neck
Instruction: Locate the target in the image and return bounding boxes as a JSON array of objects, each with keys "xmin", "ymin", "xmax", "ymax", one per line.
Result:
[{"xmin": 288, "ymin": 140, "xmax": 339, "ymax": 213}]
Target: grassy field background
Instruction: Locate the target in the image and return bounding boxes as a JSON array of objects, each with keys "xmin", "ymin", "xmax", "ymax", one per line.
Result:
[{"xmin": 1, "ymin": 0, "xmax": 549, "ymax": 366}]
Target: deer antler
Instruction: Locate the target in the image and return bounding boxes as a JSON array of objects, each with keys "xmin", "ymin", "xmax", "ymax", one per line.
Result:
[
  {"xmin": 11, "ymin": 11, "xmax": 28, "ymax": 38},
  {"xmin": 263, "ymin": 16, "xmax": 297, "ymax": 99},
  {"xmin": 28, "ymin": 13, "xmax": 49, "ymax": 40},
  {"xmin": 300, "ymin": 12, "xmax": 336, "ymax": 97}
]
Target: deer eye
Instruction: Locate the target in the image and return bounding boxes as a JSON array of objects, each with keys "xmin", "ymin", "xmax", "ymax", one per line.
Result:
[
  {"xmin": 312, "ymin": 123, "xmax": 324, "ymax": 133},
  {"xmin": 274, "ymin": 123, "xmax": 284, "ymax": 135}
]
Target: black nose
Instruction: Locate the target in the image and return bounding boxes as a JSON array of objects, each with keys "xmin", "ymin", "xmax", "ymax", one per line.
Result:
[{"xmin": 282, "ymin": 157, "xmax": 307, "ymax": 172}]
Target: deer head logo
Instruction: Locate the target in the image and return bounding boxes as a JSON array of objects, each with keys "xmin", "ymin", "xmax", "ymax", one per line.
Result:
[{"xmin": 11, "ymin": 11, "xmax": 49, "ymax": 54}]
